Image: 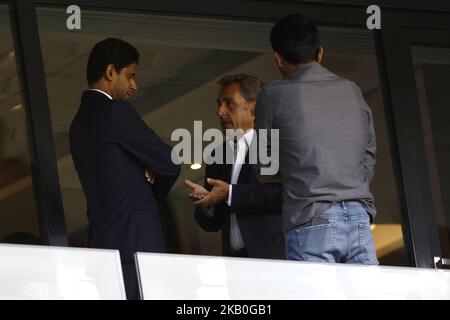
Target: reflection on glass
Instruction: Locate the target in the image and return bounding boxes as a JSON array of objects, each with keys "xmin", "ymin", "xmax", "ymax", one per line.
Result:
[
  {"xmin": 412, "ymin": 46, "xmax": 450, "ymax": 258},
  {"xmin": 37, "ymin": 7, "xmax": 407, "ymax": 265},
  {"xmin": 0, "ymin": 5, "xmax": 40, "ymax": 244}
]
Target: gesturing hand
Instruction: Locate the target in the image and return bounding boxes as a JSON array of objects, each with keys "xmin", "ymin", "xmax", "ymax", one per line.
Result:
[
  {"xmin": 184, "ymin": 179, "xmax": 209, "ymax": 201},
  {"xmin": 193, "ymin": 178, "xmax": 229, "ymax": 207}
]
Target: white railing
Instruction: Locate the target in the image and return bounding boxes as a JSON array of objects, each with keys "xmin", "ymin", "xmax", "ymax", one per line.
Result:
[
  {"xmin": 2, "ymin": 245, "xmax": 449, "ymax": 300},
  {"xmin": 136, "ymin": 252, "xmax": 450, "ymax": 300},
  {"xmin": 0, "ymin": 243, "xmax": 125, "ymax": 300}
]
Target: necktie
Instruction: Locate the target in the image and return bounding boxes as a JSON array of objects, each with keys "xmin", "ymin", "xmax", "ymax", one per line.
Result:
[{"xmin": 233, "ymin": 138, "xmax": 238, "ymax": 165}]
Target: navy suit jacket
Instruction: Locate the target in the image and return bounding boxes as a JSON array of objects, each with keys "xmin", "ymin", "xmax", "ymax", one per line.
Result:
[
  {"xmin": 195, "ymin": 143, "xmax": 285, "ymax": 259},
  {"xmin": 70, "ymin": 90, "xmax": 180, "ymax": 263}
]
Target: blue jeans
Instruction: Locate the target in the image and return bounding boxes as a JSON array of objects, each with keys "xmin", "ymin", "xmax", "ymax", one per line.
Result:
[{"xmin": 285, "ymin": 201, "xmax": 379, "ymax": 265}]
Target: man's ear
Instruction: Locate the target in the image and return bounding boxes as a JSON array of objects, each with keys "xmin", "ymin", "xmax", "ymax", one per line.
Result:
[
  {"xmin": 316, "ymin": 47, "xmax": 324, "ymax": 64},
  {"xmin": 274, "ymin": 52, "xmax": 284, "ymax": 68},
  {"xmin": 249, "ymin": 101, "xmax": 256, "ymax": 117},
  {"xmin": 105, "ymin": 64, "xmax": 116, "ymax": 81}
]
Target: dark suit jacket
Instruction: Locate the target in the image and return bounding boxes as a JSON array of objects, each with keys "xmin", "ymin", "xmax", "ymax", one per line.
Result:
[
  {"xmin": 70, "ymin": 90, "xmax": 180, "ymax": 263},
  {"xmin": 195, "ymin": 142, "xmax": 285, "ymax": 259}
]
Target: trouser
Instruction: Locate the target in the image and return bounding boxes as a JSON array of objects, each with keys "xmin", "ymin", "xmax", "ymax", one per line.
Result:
[
  {"xmin": 285, "ymin": 201, "xmax": 379, "ymax": 265},
  {"xmin": 229, "ymin": 248, "xmax": 248, "ymax": 257},
  {"xmin": 122, "ymin": 261, "xmax": 140, "ymax": 300}
]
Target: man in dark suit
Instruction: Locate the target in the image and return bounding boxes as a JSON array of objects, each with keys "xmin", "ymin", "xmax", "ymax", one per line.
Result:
[
  {"xmin": 69, "ymin": 38, "xmax": 180, "ymax": 299},
  {"xmin": 185, "ymin": 74, "xmax": 284, "ymax": 259}
]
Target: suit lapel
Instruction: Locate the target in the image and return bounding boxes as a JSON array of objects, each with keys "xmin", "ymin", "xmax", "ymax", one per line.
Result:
[
  {"xmin": 223, "ymin": 141, "xmax": 233, "ymax": 183},
  {"xmin": 237, "ymin": 150, "xmax": 251, "ymax": 184}
]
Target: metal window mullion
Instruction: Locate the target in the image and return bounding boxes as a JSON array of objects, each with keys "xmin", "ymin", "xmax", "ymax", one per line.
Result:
[
  {"xmin": 9, "ymin": 0, "xmax": 67, "ymax": 246},
  {"xmin": 379, "ymin": 11, "xmax": 442, "ymax": 267}
]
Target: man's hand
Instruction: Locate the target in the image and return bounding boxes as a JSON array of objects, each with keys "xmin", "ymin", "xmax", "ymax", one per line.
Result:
[
  {"xmin": 184, "ymin": 179, "xmax": 209, "ymax": 201},
  {"xmin": 145, "ymin": 169, "xmax": 156, "ymax": 184},
  {"xmin": 193, "ymin": 178, "xmax": 229, "ymax": 207}
]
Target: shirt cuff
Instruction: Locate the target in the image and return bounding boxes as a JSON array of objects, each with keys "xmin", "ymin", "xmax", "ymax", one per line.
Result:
[{"xmin": 226, "ymin": 184, "xmax": 233, "ymax": 206}]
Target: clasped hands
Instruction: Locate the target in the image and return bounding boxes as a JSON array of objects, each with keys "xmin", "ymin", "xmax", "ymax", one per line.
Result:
[
  {"xmin": 144, "ymin": 169, "xmax": 156, "ymax": 184},
  {"xmin": 184, "ymin": 178, "xmax": 229, "ymax": 207}
]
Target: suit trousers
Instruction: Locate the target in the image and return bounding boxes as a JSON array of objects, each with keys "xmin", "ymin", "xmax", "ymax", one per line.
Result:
[{"xmin": 122, "ymin": 261, "xmax": 140, "ymax": 300}]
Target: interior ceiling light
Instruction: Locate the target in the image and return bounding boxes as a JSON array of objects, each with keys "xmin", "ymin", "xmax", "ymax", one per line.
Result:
[
  {"xmin": 190, "ymin": 163, "xmax": 202, "ymax": 170},
  {"xmin": 10, "ymin": 104, "xmax": 22, "ymax": 111}
]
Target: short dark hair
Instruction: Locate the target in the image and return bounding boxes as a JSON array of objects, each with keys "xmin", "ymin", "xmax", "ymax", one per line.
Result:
[
  {"xmin": 217, "ymin": 74, "xmax": 263, "ymax": 102},
  {"xmin": 270, "ymin": 13, "xmax": 320, "ymax": 65},
  {"xmin": 87, "ymin": 38, "xmax": 139, "ymax": 86}
]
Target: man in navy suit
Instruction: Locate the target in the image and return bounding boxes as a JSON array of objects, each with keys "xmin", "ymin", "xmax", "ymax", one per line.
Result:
[
  {"xmin": 70, "ymin": 38, "xmax": 180, "ymax": 299},
  {"xmin": 185, "ymin": 74, "xmax": 284, "ymax": 259}
]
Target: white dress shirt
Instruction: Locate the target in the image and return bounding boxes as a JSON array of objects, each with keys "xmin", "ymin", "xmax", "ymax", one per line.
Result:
[
  {"xmin": 226, "ymin": 129, "xmax": 254, "ymax": 253},
  {"xmin": 88, "ymin": 88, "xmax": 113, "ymax": 100}
]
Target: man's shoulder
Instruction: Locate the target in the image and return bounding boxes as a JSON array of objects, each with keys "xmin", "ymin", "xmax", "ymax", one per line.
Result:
[
  {"xmin": 78, "ymin": 96, "xmax": 138, "ymax": 121},
  {"xmin": 258, "ymin": 80, "xmax": 286, "ymax": 105},
  {"xmin": 313, "ymin": 67, "xmax": 358, "ymax": 91},
  {"xmin": 263, "ymin": 80, "xmax": 285, "ymax": 93},
  {"xmin": 110, "ymin": 99, "xmax": 140, "ymax": 118},
  {"xmin": 110, "ymin": 99, "xmax": 135, "ymax": 111},
  {"xmin": 345, "ymin": 79, "xmax": 363, "ymax": 94}
]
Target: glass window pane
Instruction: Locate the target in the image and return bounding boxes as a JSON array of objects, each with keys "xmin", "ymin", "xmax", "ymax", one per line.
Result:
[
  {"xmin": 412, "ymin": 46, "xmax": 450, "ymax": 258},
  {"xmin": 36, "ymin": 7, "xmax": 273, "ymax": 250},
  {"xmin": 0, "ymin": 4, "xmax": 40, "ymax": 245},
  {"xmin": 37, "ymin": 7, "xmax": 408, "ymax": 265}
]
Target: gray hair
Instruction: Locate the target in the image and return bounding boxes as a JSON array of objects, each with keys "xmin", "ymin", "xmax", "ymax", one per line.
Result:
[{"xmin": 217, "ymin": 74, "xmax": 264, "ymax": 102}]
